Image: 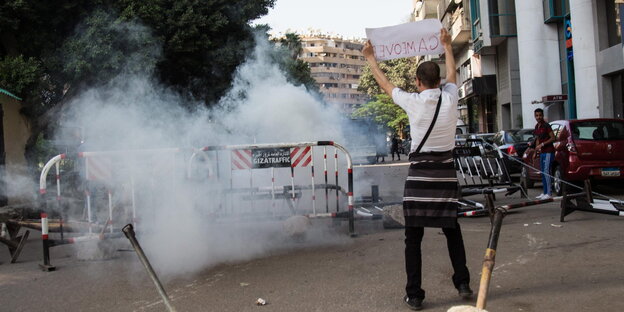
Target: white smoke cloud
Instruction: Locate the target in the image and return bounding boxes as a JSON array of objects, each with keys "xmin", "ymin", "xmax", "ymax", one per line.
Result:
[
  {"xmin": 54, "ymin": 30, "xmax": 358, "ymax": 278},
  {"xmin": 215, "ymin": 35, "xmax": 345, "ymax": 144}
]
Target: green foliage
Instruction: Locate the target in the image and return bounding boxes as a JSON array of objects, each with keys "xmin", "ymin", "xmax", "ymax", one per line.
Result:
[
  {"xmin": 0, "ymin": 0, "xmax": 277, "ymax": 167},
  {"xmin": 358, "ymin": 58, "xmax": 419, "ymax": 96},
  {"xmin": 272, "ymin": 32, "xmax": 318, "ymax": 93},
  {"xmin": 280, "ymin": 58, "xmax": 319, "ymax": 93},
  {"xmin": 352, "ymin": 94, "xmax": 408, "ymax": 135},
  {"xmin": 33, "ymin": 133, "xmax": 56, "ymax": 169},
  {"xmin": 2, "ymin": 0, "xmax": 277, "ymax": 104},
  {"xmin": 111, "ymin": 0, "xmax": 277, "ymax": 103},
  {"xmin": 0, "ymin": 55, "xmax": 41, "ymax": 97},
  {"xmin": 355, "ymin": 57, "xmax": 418, "ymax": 134},
  {"xmin": 278, "ymin": 33, "xmax": 302, "ymax": 60},
  {"xmin": 60, "ymin": 8, "xmax": 162, "ymax": 85}
]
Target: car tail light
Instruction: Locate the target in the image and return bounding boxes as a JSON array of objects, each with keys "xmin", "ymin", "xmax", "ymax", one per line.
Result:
[
  {"xmin": 566, "ymin": 142, "xmax": 577, "ymax": 153},
  {"xmin": 507, "ymin": 145, "xmax": 517, "ymax": 156}
]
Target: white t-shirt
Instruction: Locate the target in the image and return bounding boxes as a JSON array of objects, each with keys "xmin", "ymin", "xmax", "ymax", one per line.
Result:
[{"xmin": 392, "ymin": 83, "xmax": 459, "ymax": 153}]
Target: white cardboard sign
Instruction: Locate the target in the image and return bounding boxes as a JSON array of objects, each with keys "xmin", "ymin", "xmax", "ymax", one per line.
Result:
[{"xmin": 365, "ymin": 19, "xmax": 444, "ymax": 61}]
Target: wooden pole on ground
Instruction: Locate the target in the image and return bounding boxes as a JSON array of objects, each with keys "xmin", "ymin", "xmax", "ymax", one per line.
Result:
[{"xmin": 476, "ymin": 208, "xmax": 505, "ymax": 309}]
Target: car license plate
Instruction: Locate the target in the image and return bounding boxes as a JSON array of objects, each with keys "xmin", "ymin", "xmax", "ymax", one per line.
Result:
[{"xmin": 601, "ymin": 168, "xmax": 621, "ymax": 177}]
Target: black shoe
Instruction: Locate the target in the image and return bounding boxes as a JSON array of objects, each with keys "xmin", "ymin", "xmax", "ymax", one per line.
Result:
[
  {"xmin": 403, "ymin": 295, "xmax": 423, "ymax": 310},
  {"xmin": 457, "ymin": 283, "xmax": 473, "ymax": 299}
]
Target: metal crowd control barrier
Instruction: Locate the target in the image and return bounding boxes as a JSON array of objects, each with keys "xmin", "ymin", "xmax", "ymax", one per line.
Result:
[
  {"xmin": 559, "ymin": 179, "xmax": 624, "ymax": 221},
  {"xmin": 28, "ymin": 141, "xmax": 355, "ymax": 270},
  {"xmin": 193, "ymin": 141, "xmax": 355, "ymax": 233},
  {"xmin": 462, "ymin": 177, "xmax": 624, "ymax": 309},
  {"xmin": 473, "ymin": 188, "xmax": 624, "ymax": 309},
  {"xmin": 452, "ymin": 140, "xmax": 624, "ymax": 308},
  {"xmin": 35, "ymin": 148, "xmax": 189, "ymax": 270},
  {"xmin": 454, "ymin": 139, "xmax": 524, "ymax": 216},
  {"xmin": 0, "ymin": 222, "xmax": 30, "ymax": 263}
]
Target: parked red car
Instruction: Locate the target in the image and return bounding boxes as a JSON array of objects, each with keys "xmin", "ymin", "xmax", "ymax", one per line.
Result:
[{"xmin": 520, "ymin": 118, "xmax": 624, "ymax": 195}]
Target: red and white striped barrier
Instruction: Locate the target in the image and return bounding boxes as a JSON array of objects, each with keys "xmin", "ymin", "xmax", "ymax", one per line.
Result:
[
  {"xmin": 197, "ymin": 141, "xmax": 355, "ymax": 235},
  {"xmin": 290, "ymin": 146, "xmax": 312, "ymax": 167},
  {"xmin": 231, "ymin": 149, "xmax": 252, "ymax": 170}
]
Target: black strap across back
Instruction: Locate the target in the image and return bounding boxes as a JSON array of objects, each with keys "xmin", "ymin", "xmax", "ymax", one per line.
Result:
[{"xmin": 414, "ymin": 95, "xmax": 443, "ymax": 154}]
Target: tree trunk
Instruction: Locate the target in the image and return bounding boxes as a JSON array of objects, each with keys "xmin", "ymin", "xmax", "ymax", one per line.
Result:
[{"xmin": 1, "ymin": 32, "xmax": 19, "ymax": 57}]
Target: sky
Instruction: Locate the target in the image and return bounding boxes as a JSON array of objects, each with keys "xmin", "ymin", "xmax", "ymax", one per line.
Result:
[{"xmin": 253, "ymin": 0, "xmax": 414, "ymax": 39}]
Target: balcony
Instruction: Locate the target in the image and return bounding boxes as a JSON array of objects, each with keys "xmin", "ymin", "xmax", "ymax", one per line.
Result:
[
  {"xmin": 450, "ymin": 9, "xmax": 471, "ymax": 46},
  {"xmin": 412, "ymin": 0, "xmax": 441, "ymax": 21}
]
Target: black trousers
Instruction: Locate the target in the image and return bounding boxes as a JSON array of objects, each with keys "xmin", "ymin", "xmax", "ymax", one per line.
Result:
[
  {"xmin": 391, "ymin": 148, "xmax": 400, "ymax": 159},
  {"xmin": 404, "ymin": 223, "xmax": 470, "ymax": 300}
]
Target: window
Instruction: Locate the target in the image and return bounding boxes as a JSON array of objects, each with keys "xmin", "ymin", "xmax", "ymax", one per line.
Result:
[
  {"xmin": 470, "ymin": 0, "xmax": 482, "ymax": 42},
  {"xmin": 605, "ymin": 1, "xmax": 622, "ymax": 47},
  {"xmin": 489, "ymin": 0, "xmax": 516, "ymax": 37},
  {"xmin": 492, "ymin": 133, "xmax": 503, "ymax": 145},
  {"xmin": 551, "ymin": 124, "xmax": 562, "ymax": 138},
  {"xmin": 572, "ymin": 121, "xmax": 624, "ymax": 140},
  {"xmin": 543, "ymin": 0, "xmax": 565, "ymax": 23}
]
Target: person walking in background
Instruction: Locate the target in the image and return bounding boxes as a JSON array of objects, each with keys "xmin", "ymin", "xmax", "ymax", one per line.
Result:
[
  {"xmin": 362, "ymin": 28, "xmax": 472, "ymax": 311},
  {"xmin": 533, "ymin": 108, "xmax": 556, "ymax": 199},
  {"xmin": 391, "ymin": 135, "xmax": 401, "ymax": 161},
  {"xmin": 376, "ymin": 133, "xmax": 387, "ymax": 163}
]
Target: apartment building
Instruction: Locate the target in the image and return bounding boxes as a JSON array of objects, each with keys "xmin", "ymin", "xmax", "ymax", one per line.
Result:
[
  {"xmin": 471, "ymin": 0, "xmax": 623, "ymax": 129},
  {"xmin": 467, "ymin": 0, "xmax": 520, "ymax": 131},
  {"xmin": 413, "ymin": 0, "xmax": 623, "ymax": 133},
  {"xmin": 299, "ymin": 36, "xmax": 369, "ymax": 113},
  {"xmin": 413, "ymin": 0, "xmax": 496, "ymax": 133}
]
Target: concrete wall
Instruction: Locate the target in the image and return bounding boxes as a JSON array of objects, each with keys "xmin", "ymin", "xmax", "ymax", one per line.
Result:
[
  {"xmin": 569, "ymin": 0, "xmax": 601, "ymax": 118},
  {"xmin": 597, "ymin": 45, "xmax": 624, "ymax": 118},
  {"xmin": 496, "ymin": 38, "xmax": 522, "ymax": 129},
  {"xmin": 1, "ymin": 94, "xmax": 32, "ymax": 205},
  {"xmin": 594, "ymin": 0, "xmax": 624, "ymax": 119},
  {"xmin": 515, "ymin": 0, "xmax": 562, "ymax": 128}
]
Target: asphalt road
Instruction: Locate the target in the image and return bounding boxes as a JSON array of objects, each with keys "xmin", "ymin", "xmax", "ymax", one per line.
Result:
[{"xmin": 1, "ymin": 160, "xmax": 623, "ymax": 312}]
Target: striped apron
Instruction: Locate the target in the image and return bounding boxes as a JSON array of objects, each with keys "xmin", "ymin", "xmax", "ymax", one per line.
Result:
[{"xmin": 403, "ymin": 150, "xmax": 458, "ymax": 228}]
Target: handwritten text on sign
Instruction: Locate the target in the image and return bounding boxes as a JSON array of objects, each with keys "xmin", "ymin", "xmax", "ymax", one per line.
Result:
[{"xmin": 365, "ymin": 19, "xmax": 444, "ymax": 61}]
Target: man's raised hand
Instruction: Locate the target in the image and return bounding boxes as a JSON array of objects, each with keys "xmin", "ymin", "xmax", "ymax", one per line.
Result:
[
  {"xmin": 440, "ymin": 28, "xmax": 451, "ymax": 47},
  {"xmin": 362, "ymin": 40, "xmax": 375, "ymax": 60}
]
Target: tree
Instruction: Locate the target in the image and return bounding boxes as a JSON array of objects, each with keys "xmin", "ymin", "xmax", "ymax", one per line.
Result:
[
  {"xmin": 273, "ymin": 32, "xmax": 318, "ymax": 93},
  {"xmin": 279, "ymin": 33, "xmax": 302, "ymax": 60},
  {"xmin": 352, "ymin": 94, "xmax": 408, "ymax": 136},
  {"xmin": 0, "ymin": 55, "xmax": 41, "ymax": 96},
  {"xmin": 355, "ymin": 58, "xmax": 419, "ymax": 136},
  {"xmin": 112, "ymin": 0, "xmax": 277, "ymax": 103},
  {"xmin": 358, "ymin": 57, "xmax": 419, "ymax": 96},
  {"xmin": 0, "ymin": 0, "xmax": 277, "ymax": 166}
]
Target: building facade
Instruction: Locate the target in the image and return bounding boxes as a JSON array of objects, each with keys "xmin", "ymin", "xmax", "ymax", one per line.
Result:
[
  {"xmin": 0, "ymin": 88, "xmax": 31, "ymax": 206},
  {"xmin": 469, "ymin": 0, "xmax": 521, "ymax": 131},
  {"xmin": 412, "ymin": 0, "xmax": 623, "ymax": 133},
  {"xmin": 299, "ymin": 36, "xmax": 369, "ymax": 113},
  {"xmin": 470, "ymin": 0, "xmax": 624, "ymax": 130},
  {"xmin": 413, "ymin": 0, "xmax": 498, "ymax": 133}
]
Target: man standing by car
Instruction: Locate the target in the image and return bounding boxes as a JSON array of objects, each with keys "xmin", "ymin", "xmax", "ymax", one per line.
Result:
[
  {"xmin": 362, "ymin": 28, "xmax": 472, "ymax": 310},
  {"xmin": 533, "ymin": 108, "xmax": 556, "ymax": 199}
]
